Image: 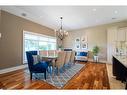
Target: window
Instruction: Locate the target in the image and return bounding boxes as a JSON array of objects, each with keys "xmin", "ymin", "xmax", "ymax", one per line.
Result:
[{"xmin": 23, "ymin": 31, "xmax": 56, "ymax": 63}]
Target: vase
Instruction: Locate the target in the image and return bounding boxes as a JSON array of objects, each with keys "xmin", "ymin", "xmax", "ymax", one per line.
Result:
[{"xmin": 93, "ymin": 55, "xmax": 99, "ymax": 63}]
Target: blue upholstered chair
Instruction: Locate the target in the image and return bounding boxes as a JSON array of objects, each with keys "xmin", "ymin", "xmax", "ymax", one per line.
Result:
[
  {"xmin": 26, "ymin": 51, "xmax": 49, "ymax": 80},
  {"xmin": 75, "ymin": 51, "xmax": 88, "ymax": 62}
]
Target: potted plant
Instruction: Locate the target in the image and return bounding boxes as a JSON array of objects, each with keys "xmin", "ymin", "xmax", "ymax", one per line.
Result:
[{"xmin": 92, "ymin": 46, "xmax": 100, "ymax": 62}]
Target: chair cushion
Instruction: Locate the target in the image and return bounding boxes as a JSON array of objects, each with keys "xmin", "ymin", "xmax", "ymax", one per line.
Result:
[
  {"xmin": 75, "ymin": 51, "xmax": 88, "ymax": 61},
  {"xmin": 32, "ymin": 61, "xmax": 48, "ymax": 72},
  {"xmin": 76, "ymin": 52, "xmax": 88, "ymax": 56},
  {"xmin": 32, "ymin": 55, "xmax": 41, "ymax": 65}
]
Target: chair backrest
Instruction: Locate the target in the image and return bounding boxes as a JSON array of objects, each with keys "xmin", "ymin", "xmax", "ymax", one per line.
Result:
[
  {"xmin": 70, "ymin": 51, "xmax": 75, "ymax": 63},
  {"xmin": 55, "ymin": 51, "xmax": 66, "ymax": 68},
  {"xmin": 64, "ymin": 49, "xmax": 72, "ymax": 51},
  {"xmin": 76, "ymin": 51, "xmax": 88, "ymax": 56},
  {"xmin": 39, "ymin": 50, "xmax": 48, "ymax": 56},
  {"xmin": 54, "ymin": 50, "xmax": 58, "ymax": 56},
  {"xmin": 26, "ymin": 51, "xmax": 37, "ymax": 71},
  {"xmin": 48, "ymin": 50, "xmax": 55, "ymax": 56},
  {"xmin": 64, "ymin": 51, "xmax": 72, "ymax": 64}
]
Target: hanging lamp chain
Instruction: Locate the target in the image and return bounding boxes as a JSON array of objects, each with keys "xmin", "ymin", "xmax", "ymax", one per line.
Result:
[
  {"xmin": 60, "ymin": 17, "xmax": 63, "ymax": 30},
  {"xmin": 56, "ymin": 16, "xmax": 68, "ymax": 40}
]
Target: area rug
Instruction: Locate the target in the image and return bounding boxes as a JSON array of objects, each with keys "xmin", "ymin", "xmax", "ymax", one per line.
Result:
[{"xmin": 25, "ymin": 63, "xmax": 84, "ymax": 88}]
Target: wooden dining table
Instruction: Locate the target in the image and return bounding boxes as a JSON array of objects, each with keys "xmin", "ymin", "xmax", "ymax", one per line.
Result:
[
  {"xmin": 40, "ymin": 55, "xmax": 58, "ymax": 76},
  {"xmin": 41, "ymin": 55, "xmax": 58, "ymax": 59}
]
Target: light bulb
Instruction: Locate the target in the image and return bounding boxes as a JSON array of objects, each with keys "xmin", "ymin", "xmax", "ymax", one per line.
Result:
[{"xmin": 65, "ymin": 32, "xmax": 68, "ymax": 35}]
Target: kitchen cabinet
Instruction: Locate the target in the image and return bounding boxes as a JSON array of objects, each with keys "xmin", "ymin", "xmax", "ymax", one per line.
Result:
[
  {"xmin": 117, "ymin": 28, "xmax": 126, "ymax": 41},
  {"xmin": 107, "ymin": 27, "xmax": 127, "ymax": 64},
  {"xmin": 125, "ymin": 28, "xmax": 127, "ymax": 41},
  {"xmin": 112, "ymin": 56, "xmax": 127, "ymax": 89}
]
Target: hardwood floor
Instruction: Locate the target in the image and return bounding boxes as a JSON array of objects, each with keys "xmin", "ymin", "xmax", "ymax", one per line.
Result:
[
  {"xmin": 0, "ymin": 69, "xmax": 57, "ymax": 89},
  {"xmin": 0, "ymin": 62, "xmax": 110, "ymax": 89},
  {"xmin": 63, "ymin": 62, "xmax": 110, "ymax": 89}
]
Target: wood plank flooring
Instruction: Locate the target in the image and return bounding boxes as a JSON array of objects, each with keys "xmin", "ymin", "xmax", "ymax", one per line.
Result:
[
  {"xmin": 0, "ymin": 62, "xmax": 110, "ymax": 89},
  {"xmin": 63, "ymin": 62, "xmax": 110, "ymax": 89}
]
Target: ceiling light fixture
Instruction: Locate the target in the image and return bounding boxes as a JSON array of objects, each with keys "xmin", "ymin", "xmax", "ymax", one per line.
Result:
[
  {"xmin": 21, "ymin": 13, "xmax": 27, "ymax": 17},
  {"xmin": 112, "ymin": 17, "xmax": 116, "ymax": 20},
  {"xmin": 55, "ymin": 17, "xmax": 68, "ymax": 40},
  {"xmin": 92, "ymin": 8, "xmax": 97, "ymax": 11},
  {"xmin": 39, "ymin": 16, "xmax": 42, "ymax": 18},
  {"xmin": 114, "ymin": 10, "xmax": 118, "ymax": 14}
]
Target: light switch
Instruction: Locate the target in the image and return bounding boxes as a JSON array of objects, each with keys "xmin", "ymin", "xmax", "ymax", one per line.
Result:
[{"xmin": 0, "ymin": 33, "xmax": 1, "ymax": 38}]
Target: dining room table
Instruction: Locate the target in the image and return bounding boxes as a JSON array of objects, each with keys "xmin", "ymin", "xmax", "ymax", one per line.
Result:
[{"xmin": 40, "ymin": 55, "xmax": 58, "ymax": 76}]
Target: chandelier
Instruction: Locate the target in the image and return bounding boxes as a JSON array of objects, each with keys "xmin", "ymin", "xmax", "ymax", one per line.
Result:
[{"xmin": 55, "ymin": 17, "xmax": 68, "ymax": 40}]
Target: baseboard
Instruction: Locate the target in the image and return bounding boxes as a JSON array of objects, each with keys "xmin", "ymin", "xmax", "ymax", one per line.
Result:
[
  {"xmin": 88, "ymin": 59, "xmax": 108, "ymax": 64},
  {"xmin": 0, "ymin": 64, "xmax": 28, "ymax": 74},
  {"xmin": 100, "ymin": 60, "xmax": 108, "ymax": 64}
]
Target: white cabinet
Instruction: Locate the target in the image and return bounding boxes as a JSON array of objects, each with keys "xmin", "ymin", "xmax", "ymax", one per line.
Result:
[
  {"xmin": 117, "ymin": 28, "xmax": 126, "ymax": 41},
  {"xmin": 107, "ymin": 27, "xmax": 118, "ymax": 42},
  {"xmin": 107, "ymin": 27, "xmax": 127, "ymax": 64},
  {"xmin": 125, "ymin": 28, "xmax": 127, "ymax": 41},
  {"xmin": 114, "ymin": 28, "xmax": 118, "ymax": 41}
]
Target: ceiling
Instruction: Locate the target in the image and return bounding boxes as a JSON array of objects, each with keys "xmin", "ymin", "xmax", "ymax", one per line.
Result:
[{"xmin": 1, "ymin": 6, "xmax": 127, "ymax": 31}]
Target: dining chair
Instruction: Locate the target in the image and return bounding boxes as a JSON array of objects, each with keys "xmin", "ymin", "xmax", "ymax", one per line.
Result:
[
  {"xmin": 26, "ymin": 51, "xmax": 49, "ymax": 80},
  {"xmin": 48, "ymin": 50, "xmax": 55, "ymax": 56},
  {"xmin": 70, "ymin": 51, "xmax": 76, "ymax": 64},
  {"xmin": 53, "ymin": 51, "xmax": 66, "ymax": 75},
  {"xmin": 39, "ymin": 50, "xmax": 48, "ymax": 56},
  {"xmin": 64, "ymin": 51, "xmax": 72, "ymax": 65},
  {"xmin": 39, "ymin": 50, "xmax": 49, "ymax": 61},
  {"xmin": 54, "ymin": 50, "xmax": 58, "ymax": 56}
]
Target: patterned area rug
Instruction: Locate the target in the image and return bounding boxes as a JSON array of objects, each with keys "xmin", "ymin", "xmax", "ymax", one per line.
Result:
[{"xmin": 25, "ymin": 63, "xmax": 84, "ymax": 88}]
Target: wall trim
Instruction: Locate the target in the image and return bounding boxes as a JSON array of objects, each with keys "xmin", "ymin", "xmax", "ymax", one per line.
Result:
[
  {"xmin": 0, "ymin": 64, "xmax": 28, "ymax": 74},
  {"xmin": 88, "ymin": 59, "xmax": 108, "ymax": 64}
]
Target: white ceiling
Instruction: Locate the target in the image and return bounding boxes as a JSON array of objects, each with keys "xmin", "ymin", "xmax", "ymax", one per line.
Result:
[{"xmin": 1, "ymin": 6, "xmax": 127, "ymax": 31}]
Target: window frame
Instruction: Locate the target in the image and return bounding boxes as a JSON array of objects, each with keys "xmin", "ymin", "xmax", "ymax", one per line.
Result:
[{"xmin": 23, "ymin": 30, "xmax": 56, "ymax": 64}]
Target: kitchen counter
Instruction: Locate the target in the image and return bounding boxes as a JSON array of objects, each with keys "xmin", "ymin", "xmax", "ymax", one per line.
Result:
[
  {"xmin": 113, "ymin": 55, "xmax": 127, "ymax": 68},
  {"xmin": 112, "ymin": 55, "xmax": 127, "ymax": 89}
]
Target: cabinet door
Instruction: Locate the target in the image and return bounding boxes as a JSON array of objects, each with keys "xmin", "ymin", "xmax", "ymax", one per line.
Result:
[
  {"xmin": 126, "ymin": 28, "xmax": 127, "ymax": 41},
  {"xmin": 117, "ymin": 28, "xmax": 126, "ymax": 41},
  {"xmin": 107, "ymin": 27, "xmax": 117, "ymax": 42}
]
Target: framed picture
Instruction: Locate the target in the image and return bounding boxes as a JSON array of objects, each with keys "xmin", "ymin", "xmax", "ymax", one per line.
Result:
[
  {"xmin": 75, "ymin": 43, "xmax": 80, "ymax": 49},
  {"xmin": 81, "ymin": 36, "xmax": 87, "ymax": 43},
  {"xmin": 81, "ymin": 43, "xmax": 88, "ymax": 49},
  {"xmin": 75, "ymin": 37, "xmax": 80, "ymax": 43}
]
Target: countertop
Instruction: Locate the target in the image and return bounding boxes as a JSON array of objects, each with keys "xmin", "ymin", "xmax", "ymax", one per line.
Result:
[{"xmin": 113, "ymin": 55, "xmax": 127, "ymax": 68}]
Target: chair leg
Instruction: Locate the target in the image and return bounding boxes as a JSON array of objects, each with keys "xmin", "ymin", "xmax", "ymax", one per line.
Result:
[
  {"xmin": 49, "ymin": 66, "xmax": 53, "ymax": 75},
  {"xmin": 52, "ymin": 66, "xmax": 55, "ymax": 77},
  {"xmin": 62, "ymin": 65, "xmax": 65, "ymax": 72},
  {"xmin": 44, "ymin": 71, "xmax": 46, "ymax": 80},
  {"xmin": 30, "ymin": 73, "xmax": 32, "ymax": 80},
  {"xmin": 57, "ymin": 67, "xmax": 60, "ymax": 76}
]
